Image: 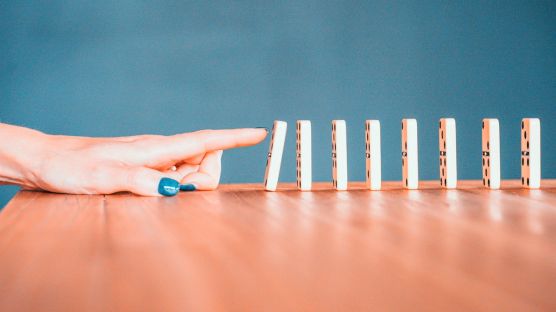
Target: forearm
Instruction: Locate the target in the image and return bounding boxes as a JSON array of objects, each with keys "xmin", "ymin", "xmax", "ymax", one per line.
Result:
[{"xmin": 0, "ymin": 123, "xmax": 48, "ymax": 187}]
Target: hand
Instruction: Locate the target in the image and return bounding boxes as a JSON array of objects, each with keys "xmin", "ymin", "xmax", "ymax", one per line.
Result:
[{"xmin": 0, "ymin": 124, "xmax": 267, "ymax": 196}]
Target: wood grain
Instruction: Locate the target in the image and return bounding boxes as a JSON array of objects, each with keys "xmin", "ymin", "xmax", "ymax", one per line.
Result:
[{"xmin": 0, "ymin": 180, "xmax": 555, "ymax": 311}]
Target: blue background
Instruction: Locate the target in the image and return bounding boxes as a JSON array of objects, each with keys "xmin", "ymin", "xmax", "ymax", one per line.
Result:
[{"xmin": 1, "ymin": 1, "xmax": 555, "ymax": 208}]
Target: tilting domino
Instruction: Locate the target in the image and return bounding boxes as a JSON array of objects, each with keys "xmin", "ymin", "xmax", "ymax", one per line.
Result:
[
  {"xmin": 482, "ymin": 118, "xmax": 500, "ymax": 189},
  {"xmin": 401, "ymin": 119, "xmax": 418, "ymax": 189},
  {"xmin": 521, "ymin": 118, "xmax": 541, "ymax": 189},
  {"xmin": 264, "ymin": 121, "xmax": 287, "ymax": 191},
  {"xmin": 332, "ymin": 120, "xmax": 348, "ymax": 190},
  {"xmin": 296, "ymin": 120, "xmax": 312, "ymax": 191},
  {"xmin": 439, "ymin": 118, "xmax": 457, "ymax": 189},
  {"xmin": 365, "ymin": 120, "xmax": 381, "ymax": 190}
]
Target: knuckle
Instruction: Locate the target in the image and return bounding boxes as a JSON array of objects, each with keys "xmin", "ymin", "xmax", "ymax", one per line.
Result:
[{"xmin": 126, "ymin": 167, "xmax": 143, "ymax": 187}]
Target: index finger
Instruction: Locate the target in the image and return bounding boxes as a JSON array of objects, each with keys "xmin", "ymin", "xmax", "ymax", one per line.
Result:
[
  {"xmin": 188, "ymin": 128, "xmax": 268, "ymax": 151},
  {"xmin": 129, "ymin": 128, "xmax": 268, "ymax": 166}
]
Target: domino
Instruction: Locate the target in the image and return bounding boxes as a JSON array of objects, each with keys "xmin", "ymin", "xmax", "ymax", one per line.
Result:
[
  {"xmin": 264, "ymin": 121, "xmax": 287, "ymax": 191},
  {"xmin": 365, "ymin": 120, "xmax": 381, "ymax": 190},
  {"xmin": 439, "ymin": 118, "xmax": 457, "ymax": 189},
  {"xmin": 296, "ymin": 120, "xmax": 312, "ymax": 191},
  {"xmin": 401, "ymin": 119, "xmax": 418, "ymax": 189},
  {"xmin": 521, "ymin": 118, "xmax": 541, "ymax": 189},
  {"xmin": 482, "ymin": 118, "xmax": 500, "ymax": 189},
  {"xmin": 332, "ymin": 120, "xmax": 348, "ymax": 190}
]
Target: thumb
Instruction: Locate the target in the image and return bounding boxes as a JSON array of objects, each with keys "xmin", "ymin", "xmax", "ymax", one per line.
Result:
[{"xmin": 120, "ymin": 167, "xmax": 182, "ymax": 196}]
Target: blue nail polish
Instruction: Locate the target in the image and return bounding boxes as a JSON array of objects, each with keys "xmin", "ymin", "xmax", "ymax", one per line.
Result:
[
  {"xmin": 256, "ymin": 127, "xmax": 269, "ymax": 133},
  {"xmin": 179, "ymin": 184, "xmax": 197, "ymax": 192},
  {"xmin": 158, "ymin": 178, "xmax": 180, "ymax": 196}
]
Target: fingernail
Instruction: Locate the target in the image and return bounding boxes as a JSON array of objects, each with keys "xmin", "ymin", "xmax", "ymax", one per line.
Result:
[
  {"xmin": 179, "ymin": 183, "xmax": 197, "ymax": 192},
  {"xmin": 255, "ymin": 127, "xmax": 269, "ymax": 133},
  {"xmin": 158, "ymin": 178, "xmax": 180, "ymax": 196}
]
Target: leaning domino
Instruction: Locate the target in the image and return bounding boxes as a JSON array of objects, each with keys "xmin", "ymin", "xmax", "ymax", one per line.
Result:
[
  {"xmin": 332, "ymin": 120, "xmax": 348, "ymax": 190},
  {"xmin": 296, "ymin": 120, "xmax": 312, "ymax": 191},
  {"xmin": 365, "ymin": 120, "xmax": 381, "ymax": 190},
  {"xmin": 521, "ymin": 118, "xmax": 541, "ymax": 189},
  {"xmin": 401, "ymin": 119, "xmax": 418, "ymax": 189},
  {"xmin": 439, "ymin": 118, "xmax": 457, "ymax": 189},
  {"xmin": 264, "ymin": 121, "xmax": 287, "ymax": 191},
  {"xmin": 482, "ymin": 118, "xmax": 500, "ymax": 189}
]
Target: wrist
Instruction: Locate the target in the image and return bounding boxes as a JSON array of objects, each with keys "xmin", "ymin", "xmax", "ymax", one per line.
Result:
[{"xmin": 0, "ymin": 124, "xmax": 50, "ymax": 188}]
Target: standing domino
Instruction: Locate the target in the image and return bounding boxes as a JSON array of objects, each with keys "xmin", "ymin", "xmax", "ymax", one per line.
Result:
[
  {"xmin": 296, "ymin": 120, "xmax": 312, "ymax": 191},
  {"xmin": 401, "ymin": 119, "xmax": 418, "ymax": 189},
  {"xmin": 482, "ymin": 118, "xmax": 500, "ymax": 189},
  {"xmin": 264, "ymin": 121, "xmax": 287, "ymax": 191},
  {"xmin": 521, "ymin": 118, "xmax": 541, "ymax": 189},
  {"xmin": 439, "ymin": 118, "xmax": 457, "ymax": 189},
  {"xmin": 365, "ymin": 120, "xmax": 381, "ymax": 190},
  {"xmin": 332, "ymin": 120, "xmax": 348, "ymax": 190}
]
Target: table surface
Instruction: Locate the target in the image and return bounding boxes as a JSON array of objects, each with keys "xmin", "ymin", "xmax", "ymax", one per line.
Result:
[{"xmin": 0, "ymin": 180, "xmax": 555, "ymax": 311}]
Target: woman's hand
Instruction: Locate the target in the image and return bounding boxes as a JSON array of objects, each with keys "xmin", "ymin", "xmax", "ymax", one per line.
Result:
[{"xmin": 0, "ymin": 123, "xmax": 267, "ymax": 196}]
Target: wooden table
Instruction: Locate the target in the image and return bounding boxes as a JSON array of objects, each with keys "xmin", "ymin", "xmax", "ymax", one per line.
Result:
[{"xmin": 0, "ymin": 180, "xmax": 555, "ymax": 311}]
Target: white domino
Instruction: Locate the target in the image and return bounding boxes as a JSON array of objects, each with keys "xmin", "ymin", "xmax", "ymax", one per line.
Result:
[
  {"xmin": 521, "ymin": 118, "xmax": 541, "ymax": 189},
  {"xmin": 401, "ymin": 119, "xmax": 418, "ymax": 189},
  {"xmin": 264, "ymin": 121, "xmax": 287, "ymax": 191},
  {"xmin": 482, "ymin": 118, "xmax": 500, "ymax": 189},
  {"xmin": 332, "ymin": 120, "xmax": 348, "ymax": 190},
  {"xmin": 296, "ymin": 120, "xmax": 312, "ymax": 191},
  {"xmin": 365, "ymin": 120, "xmax": 381, "ymax": 190},
  {"xmin": 439, "ymin": 118, "xmax": 457, "ymax": 189}
]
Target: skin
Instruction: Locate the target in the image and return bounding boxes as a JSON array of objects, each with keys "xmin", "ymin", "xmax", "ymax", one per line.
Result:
[{"xmin": 0, "ymin": 123, "xmax": 267, "ymax": 196}]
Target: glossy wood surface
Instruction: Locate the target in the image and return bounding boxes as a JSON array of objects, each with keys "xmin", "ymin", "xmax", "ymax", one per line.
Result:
[{"xmin": 1, "ymin": 180, "xmax": 555, "ymax": 311}]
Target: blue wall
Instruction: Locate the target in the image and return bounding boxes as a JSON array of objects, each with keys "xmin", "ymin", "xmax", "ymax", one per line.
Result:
[{"xmin": 1, "ymin": 1, "xmax": 555, "ymax": 207}]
